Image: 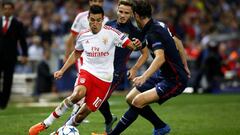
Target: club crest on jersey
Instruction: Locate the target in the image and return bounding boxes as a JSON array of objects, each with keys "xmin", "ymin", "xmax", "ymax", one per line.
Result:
[
  {"xmin": 80, "ymin": 78, "xmax": 86, "ymax": 83},
  {"xmin": 102, "ymin": 36, "xmax": 108, "ymax": 45}
]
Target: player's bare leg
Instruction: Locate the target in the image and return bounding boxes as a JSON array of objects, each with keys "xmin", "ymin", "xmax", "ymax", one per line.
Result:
[
  {"xmin": 131, "ymin": 88, "xmax": 159, "ymax": 108},
  {"xmin": 29, "ymin": 85, "xmax": 86, "ymax": 135},
  {"xmin": 65, "ymin": 103, "xmax": 91, "ymax": 126},
  {"xmin": 70, "ymin": 97, "xmax": 90, "ymax": 123},
  {"xmin": 126, "ymin": 87, "xmax": 141, "ymax": 104}
]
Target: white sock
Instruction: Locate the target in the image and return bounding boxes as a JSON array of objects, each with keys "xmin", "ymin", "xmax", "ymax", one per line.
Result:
[
  {"xmin": 71, "ymin": 97, "xmax": 85, "ymax": 115},
  {"xmin": 43, "ymin": 113, "xmax": 56, "ymax": 127},
  {"xmin": 65, "ymin": 115, "xmax": 80, "ymax": 126},
  {"xmin": 71, "ymin": 104, "xmax": 81, "ymax": 116},
  {"xmin": 43, "ymin": 98, "xmax": 73, "ymax": 127}
]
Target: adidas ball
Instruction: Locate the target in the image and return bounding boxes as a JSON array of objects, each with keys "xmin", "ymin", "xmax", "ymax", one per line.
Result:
[{"xmin": 57, "ymin": 125, "xmax": 80, "ymax": 135}]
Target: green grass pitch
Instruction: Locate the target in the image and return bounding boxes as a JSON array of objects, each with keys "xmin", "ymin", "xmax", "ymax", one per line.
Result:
[{"xmin": 0, "ymin": 94, "xmax": 240, "ymax": 135}]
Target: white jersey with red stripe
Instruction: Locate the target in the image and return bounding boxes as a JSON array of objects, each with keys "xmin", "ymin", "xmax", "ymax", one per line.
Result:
[
  {"xmin": 71, "ymin": 11, "xmax": 109, "ymax": 73},
  {"xmin": 71, "ymin": 11, "xmax": 109, "ymax": 35},
  {"xmin": 75, "ymin": 25, "xmax": 130, "ymax": 82}
]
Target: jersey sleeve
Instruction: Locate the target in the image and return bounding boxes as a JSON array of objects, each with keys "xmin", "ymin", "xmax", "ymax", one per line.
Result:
[
  {"xmin": 110, "ymin": 27, "xmax": 131, "ymax": 48},
  {"xmin": 75, "ymin": 36, "xmax": 84, "ymax": 52},
  {"xmin": 71, "ymin": 12, "xmax": 86, "ymax": 35},
  {"xmin": 147, "ymin": 32, "xmax": 164, "ymax": 51}
]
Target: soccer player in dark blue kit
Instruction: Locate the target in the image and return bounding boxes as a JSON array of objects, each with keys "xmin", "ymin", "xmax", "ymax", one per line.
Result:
[{"xmin": 108, "ymin": 0, "xmax": 191, "ymax": 135}]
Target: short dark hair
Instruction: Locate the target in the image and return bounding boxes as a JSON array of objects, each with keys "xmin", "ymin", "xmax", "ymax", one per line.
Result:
[
  {"xmin": 119, "ymin": 0, "xmax": 133, "ymax": 8},
  {"xmin": 133, "ymin": 0, "xmax": 152, "ymax": 18},
  {"xmin": 2, "ymin": 2, "xmax": 14, "ymax": 9},
  {"xmin": 88, "ymin": 5, "xmax": 104, "ymax": 17}
]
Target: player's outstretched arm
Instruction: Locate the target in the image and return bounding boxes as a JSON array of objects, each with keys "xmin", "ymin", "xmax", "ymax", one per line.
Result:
[
  {"xmin": 173, "ymin": 36, "xmax": 191, "ymax": 78},
  {"xmin": 54, "ymin": 50, "xmax": 82, "ymax": 79},
  {"xmin": 64, "ymin": 33, "xmax": 77, "ymax": 63},
  {"xmin": 128, "ymin": 46, "xmax": 149, "ymax": 80},
  {"xmin": 133, "ymin": 49, "xmax": 165, "ymax": 86}
]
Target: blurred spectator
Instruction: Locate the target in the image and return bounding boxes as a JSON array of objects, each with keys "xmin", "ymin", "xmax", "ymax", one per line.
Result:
[
  {"xmin": 28, "ymin": 35, "xmax": 44, "ymax": 72},
  {"xmin": 193, "ymin": 41, "xmax": 224, "ymax": 93},
  {"xmin": 28, "ymin": 36, "xmax": 43, "ymax": 61},
  {"xmin": 33, "ymin": 48, "xmax": 53, "ymax": 99},
  {"xmin": 38, "ymin": 20, "xmax": 53, "ymax": 47},
  {"xmin": 203, "ymin": 42, "xmax": 223, "ymax": 93}
]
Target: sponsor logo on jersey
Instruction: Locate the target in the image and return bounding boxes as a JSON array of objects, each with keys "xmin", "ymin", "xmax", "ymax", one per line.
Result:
[{"xmin": 86, "ymin": 51, "xmax": 109, "ymax": 57}]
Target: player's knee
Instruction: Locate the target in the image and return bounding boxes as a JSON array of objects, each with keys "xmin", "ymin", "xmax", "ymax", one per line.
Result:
[
  {"xmin": 69, "ymin": 93, "xmax": 81, "ymax": 104},
  {"xmin": 126, "ymin": 94, "xmax": 133, "ymax": 105},
  {"xmin": 70, "ymin": 86, "xmax": 86, "ymax": 103},
  {"xmin": 126, "ymin": 92, "xmax": 137, "ymax": 105},
  {"xmin": 132, "ymin": 95, "xmax": 144, "ymax": 108}
]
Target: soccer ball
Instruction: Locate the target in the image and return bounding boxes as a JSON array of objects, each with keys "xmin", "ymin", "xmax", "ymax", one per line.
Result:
[{"xmin": 57, "ymin": 125, "xmax": 80, "ymax": 135}]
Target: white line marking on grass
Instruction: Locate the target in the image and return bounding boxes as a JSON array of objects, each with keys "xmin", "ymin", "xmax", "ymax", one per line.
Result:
[{"xmin": 16, "ymin": 102, "xmax": 60, "ymax": 107}]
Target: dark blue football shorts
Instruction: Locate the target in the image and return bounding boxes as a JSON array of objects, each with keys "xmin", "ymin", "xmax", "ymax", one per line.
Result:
[{"xmin": 136, "ymin": 71, "xmax": 187, "ymax": 104}]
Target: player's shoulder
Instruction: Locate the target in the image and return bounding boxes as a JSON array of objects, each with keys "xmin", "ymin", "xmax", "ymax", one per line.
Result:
[
  {"xmin": 146, "ymin": 20, "xmax": 165, "ymax": 35},
  {"xmin": 75, "ymin": 11, "xmax": 89, "ymax": 20},
  {"xmin": 79, "ymin": 29, "xmax": 91, "ymax": 35},
  {"xmin": 105, "ymin": 19, "xmax": 117, "ymax": 26},
  {"xmin": 128, "ymin": 21, "xmax": 140, "ymax": 32},
  {"xmin": 76, "ymin": 29, "xmax": 91, "ymax": 39},
  {"xmin": 151, "ymin": 19, "xmax": 169, "ymax": 31},
  {"xmin": 103, "ymin": 25, "xmax": 122, "ymax": 35}
]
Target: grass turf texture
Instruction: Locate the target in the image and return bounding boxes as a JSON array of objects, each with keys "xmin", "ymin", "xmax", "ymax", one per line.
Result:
[{"xmin": 0, "ymin": 94, "xmax": 240, "ymax": 135}]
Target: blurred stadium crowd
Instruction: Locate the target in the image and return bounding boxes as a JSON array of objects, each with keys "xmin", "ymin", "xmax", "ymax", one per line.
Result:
[{"xmin": 1, "ymin": 0, "xmax": 240, "ymax": 95}]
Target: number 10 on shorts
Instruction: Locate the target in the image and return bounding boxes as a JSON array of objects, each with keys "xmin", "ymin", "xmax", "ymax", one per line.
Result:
[{"xmin": 93, "ymin": 97, "xmax": 102, "ymax": 108}]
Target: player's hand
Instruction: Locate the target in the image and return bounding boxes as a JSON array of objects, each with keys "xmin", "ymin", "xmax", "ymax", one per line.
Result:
[
  {"xmin": 132, "ymin": 75, "xmax": 147, "ymax": 87},
  {"xmin": 54, "ymin": 70, "xmax": 63, "ymax": 79},
  {"xmin": 132, "ymin": 38, "xmax": 142, "ymax": 50},
  {"xmin": 128, "ymin": 68, "xmax": 137, "ymax": 80}
]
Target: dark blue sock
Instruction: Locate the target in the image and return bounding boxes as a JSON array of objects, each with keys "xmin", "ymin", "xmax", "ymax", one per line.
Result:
[
  {"xmin": 108, "ymin": 106, "xmax": 140, "ymax": 135},
  {"xmin": 139, "ymin": 105, "xmax": 166, "ymax": 129},
  {"xmin": 99, "ymin": 100, "xmax": 112, "ymax": 124}
]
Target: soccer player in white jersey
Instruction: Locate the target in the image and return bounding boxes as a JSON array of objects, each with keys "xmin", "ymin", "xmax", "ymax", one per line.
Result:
[
  {"xmin": 64, "ymin": 0, "xmax": 117, "ymax": 132},
  {"xmin": 29, "ymin": 5, "xmax": 141, "ymax": 135}
]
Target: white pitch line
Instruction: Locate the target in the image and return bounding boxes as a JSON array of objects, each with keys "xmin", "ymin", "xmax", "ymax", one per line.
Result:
[{"xmin": 16, "ymin": 102, "xmax": 60, "ymax": 107}]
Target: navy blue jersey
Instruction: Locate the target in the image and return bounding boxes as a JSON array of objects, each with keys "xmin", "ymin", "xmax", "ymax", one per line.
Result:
[
  {"xmin": 106, "ymin": 20, "xmax": 143, "ymax": 72},
  {"xmin": 142, "ymin": 19, "xmax": 187, "ymax": 82}
]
